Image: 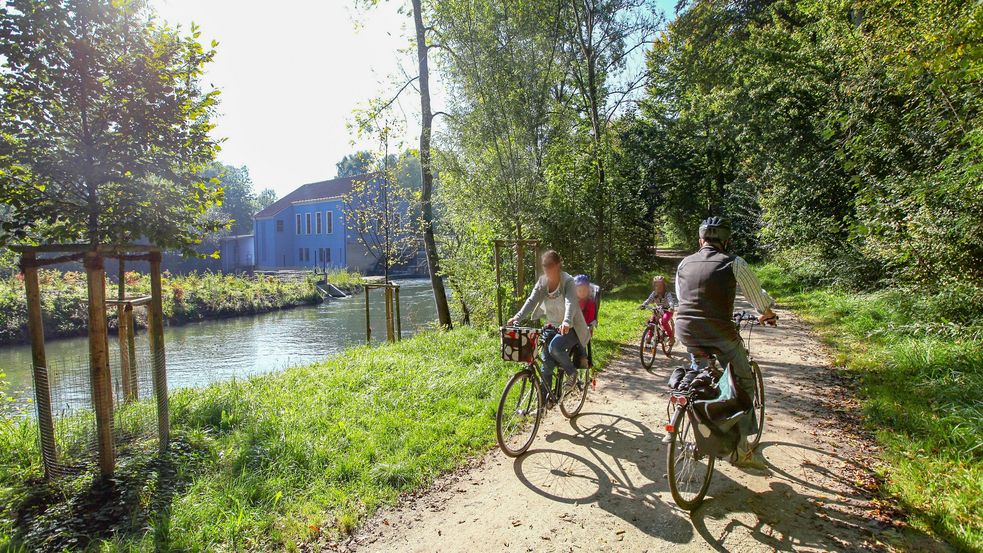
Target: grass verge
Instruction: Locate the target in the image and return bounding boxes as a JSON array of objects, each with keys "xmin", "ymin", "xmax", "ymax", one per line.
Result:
[
  {"xmin": 0, "ymin": 288, "xmax": 644, "ymax": 551},
  {"xmin": 756, "ymin": 263, "xmax": 982, "ymax": 552}
]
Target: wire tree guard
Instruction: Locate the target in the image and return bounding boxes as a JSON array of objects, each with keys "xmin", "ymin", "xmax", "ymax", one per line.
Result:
[
  {"xmin": 13, "ymin": 244, "xmax": 170, "ymax": 480},
  {"xmin": 364, "ymin": 281, "xmax": 402, "ymax": 343},
  {"xmin": 493, "ymin": 239, "xmax": 541, "ymax": 327}
]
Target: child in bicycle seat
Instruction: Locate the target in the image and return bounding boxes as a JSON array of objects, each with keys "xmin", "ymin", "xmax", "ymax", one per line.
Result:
[
  {"xmin": 640, "ymin": 275, "xmax": 676, "ymax": 345},
  {"xmin": 573, "ymin": 274, "xmax": 596, "ymax": 368}
]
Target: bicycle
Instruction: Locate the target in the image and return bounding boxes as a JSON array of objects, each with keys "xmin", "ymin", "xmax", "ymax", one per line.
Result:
[
  {"xmin": 496, "ymin": 325, "xmax": 591, "ymax": 457},
  {"xmin": 639, "ymin": 305, "xmax": 674, "ymax": 369},
  {"xmin": 664, "ymin": 311, "xmax": 775, "ymax": 510}
]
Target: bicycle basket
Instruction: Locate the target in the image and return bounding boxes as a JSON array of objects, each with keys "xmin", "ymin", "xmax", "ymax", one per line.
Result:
[{"xmin": 500, "ymin": 327, "xmax": 540, "ymax": 363}]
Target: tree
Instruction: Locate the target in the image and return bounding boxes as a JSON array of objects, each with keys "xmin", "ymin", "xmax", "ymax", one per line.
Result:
[
  {"xmin": 356, "ymin": 0, "xmax": 453, "ymax": 328},
  {"xmin": 201, "ymin": 163, "xmax": 255, "ymax": 235},
  {"xmin": 344, "ymin": 144, "xmax": 422, "ymax": 282},
  {"xmin": 336, "ymin": 151, "xmax": 374, "ymax": 178},
  {"xmin": 256, "ymin": 188, "xmax": 277, "ymax": 210},
  {"xmin": 561, "ymin": 0, "xmax": 660, "ymax": 282},
  {"xmin": 0, "ymin": 0, "xmax": 222, "ymax": 252}
]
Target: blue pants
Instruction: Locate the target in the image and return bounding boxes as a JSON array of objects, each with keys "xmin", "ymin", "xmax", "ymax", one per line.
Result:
[
  {"xmin": 541, "ymin": 328, "xmax": 579, "ymax": 398},
  {"xmin": 687, "ymin": 338, "xmax": 756, "ymax": 440}
]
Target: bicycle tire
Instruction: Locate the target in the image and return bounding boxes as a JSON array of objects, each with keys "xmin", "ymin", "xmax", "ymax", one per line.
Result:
[
  {"xmin": 639, "ymin": 326, "xmax": 657, "ymax": 370},
  {"xmin": 496, "ymin": 368, "xmax": 544, "ymax": 457},
  {"xmin": 559, "ymin": 365, "xmax": 589, "ymax": 418},
  {"xmin": 747, "ymin": 361, "xmax": 766, "ymax": 450},
  {"xmin": 661, "ymin": 332, "xmax": 674, "ymax": 358},
  {"xmin": 667, "ymin": 405, "xmax": 715, "ymax": 511}
]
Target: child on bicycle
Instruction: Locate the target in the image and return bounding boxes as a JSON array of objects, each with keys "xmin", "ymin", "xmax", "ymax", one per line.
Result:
[
  {"xmin": 640, "ymin": 275, "xmax": 676, "ymax": 346},
  {"xmin": 573, "ymin": 274, "xmax": 596, "ymax": 368}
]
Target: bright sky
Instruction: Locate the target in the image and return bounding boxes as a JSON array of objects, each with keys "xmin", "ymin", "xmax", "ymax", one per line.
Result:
[
  {"xmin": 152, "ymin": 0, "xmax": 676, "ymax": 200},
  {"xmin": 152, "ymin": 0, "xmax": 418, "ymax": 198}
]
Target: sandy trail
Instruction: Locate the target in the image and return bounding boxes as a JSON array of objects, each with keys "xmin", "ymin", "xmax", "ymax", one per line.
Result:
[{"xmin": 347, "ymin": 301, "xmax": 950, "ymax": 553}]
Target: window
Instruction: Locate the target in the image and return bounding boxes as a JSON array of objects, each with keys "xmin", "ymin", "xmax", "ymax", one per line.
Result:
[
  {"xmin": 326, "ymin": 211, "xmax": 333, "ymax": 234},
  {"xmin": 295, "ymin": 214, "xmax": 301, "ymax": 235},
  {"xmin": 298, "ymin": 248, "xmax": 303, "ymax": 263},
  {"xmin": 305, "ymin": 213, "xmax": 312, "ymax": 235},
  {"xmin": 316, "ymin": 212, "xmax": 322, "ymax": 234},
  {"xmin": 325, "ymin": 248, "xmax": 331, "ymax": 263},
  {"xmin": 276, "ymin": 219, "xmax": 284, "ymax": 232}
]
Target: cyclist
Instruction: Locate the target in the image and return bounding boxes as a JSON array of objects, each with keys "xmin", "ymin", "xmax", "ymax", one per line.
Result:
[
  {"xmin": 674, "ymin": 216, "xmax": 777, "ymax": 468},
  {"xmin": 507, "ymin": 251, "xmax": 591, "ymax": 401},
  {"xmin": 639, "ymin": 275, "xmax": 676, "ymax": 346}
]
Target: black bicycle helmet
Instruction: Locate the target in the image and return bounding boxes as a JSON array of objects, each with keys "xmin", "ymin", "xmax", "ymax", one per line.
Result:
[{"xmin": 699, "ymin": 216, "xmax": 732, "ymax": 244}]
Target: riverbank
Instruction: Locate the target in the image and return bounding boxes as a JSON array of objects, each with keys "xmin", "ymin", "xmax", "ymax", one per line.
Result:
[
  {"xmin": 0, "ymin": 270, "xmax": 362, "ymax": 346},
  {"xmin": 756, "ymin": 262, "xmax": 982, "ymax": 551},
  {"xmin": 0, "ymin": 286, "xmax": 642, "ymax": 551}
]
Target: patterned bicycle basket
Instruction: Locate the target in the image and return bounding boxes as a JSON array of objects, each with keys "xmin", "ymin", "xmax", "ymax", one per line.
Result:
[{"xmin": 500, "ymin": 327, "xmax": 540, "ymax": 363}]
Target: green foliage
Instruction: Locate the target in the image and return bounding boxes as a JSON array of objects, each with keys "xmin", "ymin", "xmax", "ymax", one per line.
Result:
[
  {"xmin": 758, "ymin": 262, "xmax": 982, "ymax": 550},
  {"xmin": 637, "ymin": 0, "xmax": 983, "ymax": 282},
  {"xmin": 0, "ymin": 289, "xmax": 645, "ymax": 551},
  {"xmin": 0, "ymin": 270, "xmax": 322, "ymax": 344},
  {"xmin": 0, "ymin": 0, "xmax": 222, "ymax": 252}
]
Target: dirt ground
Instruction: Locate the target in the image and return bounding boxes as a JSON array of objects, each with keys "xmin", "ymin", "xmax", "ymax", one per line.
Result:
[{"xmin": 343, "ymin": 301, "xmax": 952, "ymax": 553}]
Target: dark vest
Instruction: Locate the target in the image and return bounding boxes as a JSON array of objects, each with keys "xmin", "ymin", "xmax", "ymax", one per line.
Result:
[{"xmin": 675, "ymin": 246, "xmax": 738, "ymax": 344}]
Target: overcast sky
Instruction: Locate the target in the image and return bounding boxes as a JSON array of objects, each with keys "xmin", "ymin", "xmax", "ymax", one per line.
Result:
[{"xmin": 152, "ymin": 0, "xmax": 674, "ymax": 199}]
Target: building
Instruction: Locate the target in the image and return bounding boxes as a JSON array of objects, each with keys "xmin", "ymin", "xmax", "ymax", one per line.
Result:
[
  {"xmin": 218, "ymin": 173, "xmax": 423, "ymax": 274},
  {"xmin": 218, "ymin": 234, "xmax": 254, "ymax": 272}
]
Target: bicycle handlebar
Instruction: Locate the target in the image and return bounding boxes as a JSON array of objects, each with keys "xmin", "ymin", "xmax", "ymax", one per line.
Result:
[{"xmin": 733, "ymin": 311, "xmax": 779, "ymax": 325}]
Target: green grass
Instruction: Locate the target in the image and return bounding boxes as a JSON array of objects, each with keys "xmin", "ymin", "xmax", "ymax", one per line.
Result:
[
  {"xmin": 0, "ymin": 288, "xmax": 644, "ymax": 551},
  {"xmin": 756, "ymin": 263, "xmax": 982, "ymax": 552},
  {"xmin": 321, "ymin": 269, "xmax": 364, "ymax": 291}
]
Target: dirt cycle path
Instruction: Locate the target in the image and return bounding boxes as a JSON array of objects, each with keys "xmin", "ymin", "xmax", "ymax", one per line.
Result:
[{"xmin": 345, "ymin": 302, "xmax": 951, "ymax": 553}]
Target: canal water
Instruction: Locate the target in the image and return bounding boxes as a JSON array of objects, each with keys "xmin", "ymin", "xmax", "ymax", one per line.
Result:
[{"xmin": 0, "ymin": 279, "xmax": 438, "ymax": 412}]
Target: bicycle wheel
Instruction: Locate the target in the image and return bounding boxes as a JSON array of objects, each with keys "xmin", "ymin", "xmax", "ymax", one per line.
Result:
[
  {"xmin": 667, "ymin": 405, "xmax": 715, "ymax": 510},
  {"xmin": 661, "ymin": 330, "xmax": 674, "ymax": 358},
  {"xmin": 747, "ymin": 361, "xmax": 766, "ymax": 450},
  {"xmin": 559, "ymin": 365, "xmax": 589, "ymax": 418},
  {"xmin": 639, "ymin": 326, "xmax": 657, "ymax": 370},
  {"xmin": 496, "ymin": 368, "xmax": 544, "ymax": 457}
]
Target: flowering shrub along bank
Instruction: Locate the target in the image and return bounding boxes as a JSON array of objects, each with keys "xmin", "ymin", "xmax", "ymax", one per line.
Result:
[{"xmin": 0, "ymin": 270, "xmax": 325, "ymax": 345}]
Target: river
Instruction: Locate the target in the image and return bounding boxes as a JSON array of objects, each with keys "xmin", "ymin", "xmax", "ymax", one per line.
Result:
[{"xmin": 0, "ymin": 279, "xmax": 438, "ymax": 412}]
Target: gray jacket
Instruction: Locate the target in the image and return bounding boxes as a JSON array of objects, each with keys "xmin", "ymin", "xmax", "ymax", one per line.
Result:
[{"xmin": 513, "ymin": 271, "xmax": 590, "ymax": 348}]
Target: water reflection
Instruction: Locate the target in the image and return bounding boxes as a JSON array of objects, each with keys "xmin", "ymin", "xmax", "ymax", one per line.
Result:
[{"xmin": 0, "ymin": 279, "xmax": 437, "ymax": 412}]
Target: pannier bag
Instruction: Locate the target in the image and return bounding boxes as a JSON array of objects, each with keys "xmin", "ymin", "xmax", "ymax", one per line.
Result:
[
  {"xmin": 686, "ymin": 366, "xmax": 750, "ymax": 458},
  {"xmin": 500, "ymin": 327, "xmax": 540, "ymax": 363}
]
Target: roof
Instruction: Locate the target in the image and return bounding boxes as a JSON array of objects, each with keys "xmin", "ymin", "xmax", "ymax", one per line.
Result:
[{"xmin": 254, "ymin": 172, "xmax": 380, "ymax": 219}]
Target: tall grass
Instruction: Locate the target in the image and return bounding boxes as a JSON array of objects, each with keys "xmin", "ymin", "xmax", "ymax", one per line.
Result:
[
  {"xmin": 757, "ymin": 263, "xmax": 982, "ymax": 551},
  {"xmin": 0, "ymin": 290, "xmax": 644, "ymax": 551}
]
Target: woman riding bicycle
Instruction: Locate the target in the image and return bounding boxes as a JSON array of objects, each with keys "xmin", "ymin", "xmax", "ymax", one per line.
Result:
[
  {"xmin": 507, "ymin": 250, "xmax": 590, "ymax": 401},
  {"xmin": 640, "ymin": 275, "xmax": 676, "ymax": 346}
]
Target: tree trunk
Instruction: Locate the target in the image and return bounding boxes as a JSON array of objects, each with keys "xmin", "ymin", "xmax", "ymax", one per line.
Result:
[{"xmin": 412, "ymin": 0, "xmax": 453, "ymax": 329}]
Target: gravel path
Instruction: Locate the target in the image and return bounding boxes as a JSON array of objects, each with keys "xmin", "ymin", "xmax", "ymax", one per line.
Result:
[{"xmin": 346, "ymin": 302, "xmax": 951, "ymax": 552}]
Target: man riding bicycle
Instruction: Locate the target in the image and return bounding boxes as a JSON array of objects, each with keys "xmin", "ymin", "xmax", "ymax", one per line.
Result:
[{"xmin": 674, "ymin": 216, "xmax": 777, "ymax": 468}]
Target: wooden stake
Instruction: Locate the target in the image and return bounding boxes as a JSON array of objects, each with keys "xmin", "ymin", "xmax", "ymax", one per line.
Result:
[
  {"xmin": 148, "ymin": 251, "xmax": 169, "ymax": 452},
  {"xmin": 364, "ymin": 286, "xmax": 371, "ymax": 344},
  {"xmin": 84, "ymin": 251, "xmax": 115, "ymax": 477},
  {"xmin": 516, "ymin": 241, "xmax": 525, "ymax": 314},
  {"xmin": 494, "ymin": 241, "xmax": 503, "ymax": 326},
  {"xmin": 384, "ymin": 285, "xmax": 395, "ymax": 343},
  {"xmin": 22, "ymin": 252, "xmax": 57, "ymax": 479},
  {"xmin": 117, "ymin": 259, "xmax": 135, "ymax": 402},
  {"xmin": 394, "ymin": 285, "xmax": 402, "ymax": 341}
]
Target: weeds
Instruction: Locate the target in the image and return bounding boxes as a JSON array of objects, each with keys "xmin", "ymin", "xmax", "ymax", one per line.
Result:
[{"xmin": 757, "ymin": 262, "xmax": 983, "ymax": 551}]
